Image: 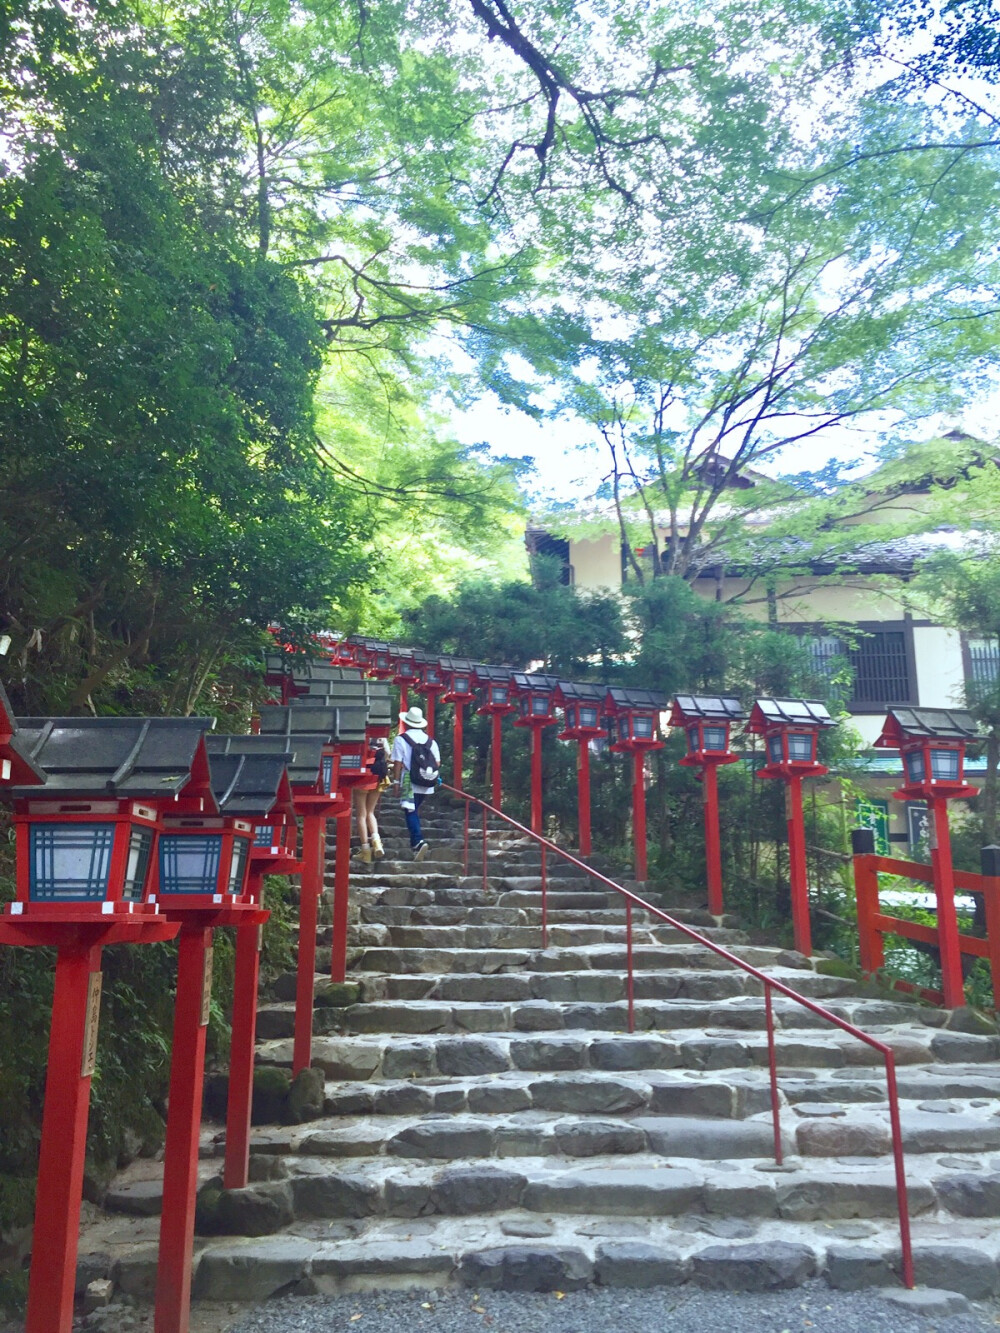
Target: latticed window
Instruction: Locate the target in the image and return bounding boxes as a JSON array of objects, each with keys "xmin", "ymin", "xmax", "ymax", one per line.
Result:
[
  {"xmin": 804, "ymin": 628, "xmax": 912, "ymax": 706},
  {"xmin": 30, "ymin": 824, "xmax": 115, "ymax": 901},
  {"xmin": 967, "ymin": 638, "xmax": 1000, "ymax": 699}
]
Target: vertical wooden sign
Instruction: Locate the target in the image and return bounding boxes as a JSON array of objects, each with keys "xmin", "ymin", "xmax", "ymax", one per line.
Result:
[
  {"xmin": 200, "ymin": 946, "xmax": 214, "ymax": 1027},
  {"xmin": 81, "ymin": 971, "xmax": 103, "ymax": 1078}
]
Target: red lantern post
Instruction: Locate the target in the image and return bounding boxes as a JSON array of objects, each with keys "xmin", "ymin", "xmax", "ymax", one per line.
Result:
[
  {"xmin": 511, "ymin": 673, "xmax": 562, "ymax": 834},
  {"xmin": 474, "ymin": 666, "xmax": 516, "ymax": 809},
  {"xmin": 746, "ymin": 698, "xmax": 836, "ymax": 957},
  {"xmin": 875, "ymin": 707, "xmax": 979, "ymax": 1008},
  {"xmin": 604, "ymin": 688, "xmax": 667, "ymax": 882},
  {"xmin": 413, "ymin": 654, "xmax": 446, "ymax": 734},
  {"xmin": 555, "ymin": 682, "xmax": 607, "ymax": 857},
  {"xmin": 671, "ymin": 694, "xmax": 746, "ymax": 915},
  {"xmin": 0, "ymin": 704, "xmax": 218, "ymax": 1333}
]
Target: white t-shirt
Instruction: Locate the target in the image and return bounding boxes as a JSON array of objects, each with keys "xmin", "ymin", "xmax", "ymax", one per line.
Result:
[{"xmin": 390, "ymin": 729, "xmax": 441, "ymax": 795}]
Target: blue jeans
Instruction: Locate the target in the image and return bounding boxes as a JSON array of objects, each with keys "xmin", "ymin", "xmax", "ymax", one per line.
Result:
[{"xmin": 404, "ymin": 793, "xmax": 427, "ymax": 847}]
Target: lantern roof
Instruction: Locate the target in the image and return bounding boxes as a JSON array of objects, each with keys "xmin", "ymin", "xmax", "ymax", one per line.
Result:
[
  {"xmin": 605, "ymin": 686, "xmax": 669, "ymax": 713},
  {"xmin": 555, "ymin": 681, "xmax": 607, "ymax": 705},
  {"xmin": 259, "ymin": 704, "xmax": 339, "ymax": 744},
  {"xmin": 0, "ymin": 682, "xmax": 46, "ymax": 787},
  {"xmin": 439, "ymin": 656, "xmax": 475, "ymax": 674},
  {"xmin": 670, "ymin": 694, "xmax": 746, "ymax": 725},
  {"xmin": 11, "ymin": 715, "xmax": 217, "ymax": 801},
  {"xmin": 207, "ymin": 751, "xmax": 296, "ymax": 819},
  {"xmin": 875, "ymin": 707, "xmax": 979, "ymax": 748},
  {"xmin": 747, "ymin": 698, "xmax": 835, "ymax": 733},
  {"xmin": 511, "ymin": 671, "xmax": 561, "ymax": 694},
  {"xmin": 206, "ymin": 733, "xmax": 325, "ymax": 790},
  {"xmin": 472, "ymin": 663, "xmax": 512, "ymax": 685}
]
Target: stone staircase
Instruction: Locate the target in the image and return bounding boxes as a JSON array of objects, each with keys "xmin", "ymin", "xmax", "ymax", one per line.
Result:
[{"xmin": 90, "ymin": 799, "xmax": 1000, "ymax": 1309}]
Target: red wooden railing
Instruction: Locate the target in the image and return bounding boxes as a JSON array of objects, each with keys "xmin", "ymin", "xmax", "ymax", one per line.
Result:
[
  {"xmin": 852, "ymin": 850, "xmax": 1000, "ymax": 1007},
  {"xmin": 442, "ymin": 783, "xmax": 914, "ymax": 1289}
]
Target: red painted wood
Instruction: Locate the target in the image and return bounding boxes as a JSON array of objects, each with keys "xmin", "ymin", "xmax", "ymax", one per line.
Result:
[
  {"xmin": 530, "ymin": 724, "xmax": 543, "ymax": 835},
  {"xmin": 292, "ymin": 814, "xmax": 324, "ymax": 1075},
  {"xmin": 330, "ymin": 808, "xmax": 351, "ymax": 984},
  {"xmin": 491, "ymin": 713, "xmax": 503, "ymax": 809},
  {"xmin": 703, "ymin": 762, "xmax": 723, "ymax": 915},
  {"xmin": 223, "ymin": 915, "xmax": 262, "ymax": 1190},
  {"xmin": 25, "ymin": 941, "xmax": 103, "ymax": 1333},
  {"xmin": 786, "ymin": 774, "xmax": 812, "ymax": 956},
  {"xmin": 929, "ymin": 796, "xmax": 965, "ymax": 1008},
  {"xmin": 632, "ymin": 750, "xmax": 648, "ymax": 883},
  {"xmin": 156, "ymin": 923, "xmax": 213, "ymax": 1333},
  {"xmin": 577, "ymin": 740, "xmax": 591, "ymax": 858},
  {"xmin": 854, "ymin": 854, "xmax": 885, "ymax": 975},
  {"xmin": 452, "ymin": 702, "xmax": 464, "ymax": 790},
  {"xmin": 425, "ymin": 692, "xmax": 435, "ymax": 734}
]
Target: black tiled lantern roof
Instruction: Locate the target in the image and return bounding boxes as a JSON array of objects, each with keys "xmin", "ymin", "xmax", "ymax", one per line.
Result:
[
  {"xmin": 884, "ymin": 707, "xmax": 979, "ymax": 741},
  {"xmin": 472, "ymin": 664, "xmax": 513, "ymax": 685},
  {"xmin": 751, "ymin": 698, "xmax": 835, "ymax": 728},
  {"xmin": 206, "ymin": 733, "xmax": 325, "ymax": 789},
  {"xmin": 259, "ymin": 704, "xmax": 340, "ymax": 743},
  {"xmin": 605, "ymin": 686, "xmax": 669, "ymax": 711},
  {"xmin": 510, "ymin": 672, "xmax": 561, "ymax": 693},
  {"xmin": 672, "ymin": 694, "xmax": 746, "ymax": 722},
  {"xmin": 11, "ymin": 715, "xmax": 215, "ymax": 799},
  {"xmin": 207, "ymin": 752, "xmax": 294, "ymax": 817},
  {"xmin": 556, "ymin": 681, "xmax": 607, "ymax": 704}
]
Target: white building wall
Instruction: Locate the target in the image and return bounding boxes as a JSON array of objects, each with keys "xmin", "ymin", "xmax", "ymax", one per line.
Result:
[{"xmin": 913, "ymin": 625, "xmax": 966, "ymax": 710}]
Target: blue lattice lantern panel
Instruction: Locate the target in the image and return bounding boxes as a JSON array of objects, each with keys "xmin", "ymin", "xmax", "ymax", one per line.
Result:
[
  {"xmin": 511, "ymin": 672, "xmax": 561, "ymax": 727},
  {"xmin": 671, "ymin": 694, "xmax": 745, "ymax": 767},
  {"xmin": 392, "ymin": 650, "xmax": 418, "ymax": 687},
  {"xmin": 555, "ymin": 682, "xmax": 607, "ymax": 741},
  {"xmin": 205, "ymin": 744, "xmax": 300, "ymax": 878},
  {"xmin": 6, "ymin": 715, "xmax": 215, "ymax": 922},
  {"xmin": 604, "ymin": 688, "xmax": 667, "ymax": 753},
  {"xmin": 875, "ymin": 707, "xmax": 979, "ymax": 801},
  {"xmin": 154, "ymin": 818, "xmax": 253, "ymax": 906},
  {"xmin": 747, "ymin": 698, "xmax": 835, "ymax": 778}
]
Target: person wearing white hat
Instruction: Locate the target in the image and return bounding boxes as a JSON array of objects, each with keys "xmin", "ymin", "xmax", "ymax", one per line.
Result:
[{"xmin": 390, "ymin": 705, "xmax": 441, "ymax": 861}]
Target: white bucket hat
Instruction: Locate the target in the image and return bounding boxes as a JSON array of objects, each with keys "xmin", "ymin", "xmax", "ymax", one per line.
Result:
[{"xmin": 400, "ymin": 706, "xmax": 427, "ymax": 728}]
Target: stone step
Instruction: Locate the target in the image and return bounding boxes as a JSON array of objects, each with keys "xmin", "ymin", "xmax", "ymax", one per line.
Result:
[
  {"xmin": 148, "ymin": 1213, "xmax": 1000, "ymax": 1301},
  {"xmin": 348, "ymin": 944, "xmax": 842, "ymax": 981},
  {"xmin": 256, "ymin": 1022, "xmax": 994, "ymax": 1079},
  {"xmin": 360, "ymin": 924, "xmax": 751, "ymax": 951},
  {"xmin": 111, "ymin": 1154, "xmax": 977, "ymax": 1232}
]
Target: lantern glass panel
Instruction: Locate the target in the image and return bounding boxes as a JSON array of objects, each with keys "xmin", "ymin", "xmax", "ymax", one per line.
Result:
[
  {"xmin": 930, "ymin": 747, "xmax": 960, "ymax": 780},
  {"xmin": 531, "ymin": 696, "xmax": 550, "ymax": 716},
  {"xmin": 519, "ymin": 695, "xmax": 530, "ymax": 717},
  {"xmin": 787, "ymin": 732, "xmax": 815, "ymax": 762},
  {"xmin": 321, "ymin": 754, "xmax": 334, "ymax": 793},
  {"xmin": 30, "ymin": 823, "xmax": 115, "ymax": 902},
  {"xmin": 580, "ymin": 706, "xmax": 598, "ymax": 728},
  {"xmin": 425, "ymin": 668, "xmax": 440, "ymax": 685},
  {"xmin": 702, "ymin": 725, "xmax": 727, "ymax": 751},
  {"xmin": 254, "ymin": 824, "xmax": 274, "ymax": 848},
  {"xmin": 633, "ymin": 715, "xmax": 654, "ymax": 739},
  {"xmin": 687, "ymin": 726, "xmax": 699, "ymax": 752},
  {"xmin": 376, "ymin": 653, "xmax": 389, "ymax": 669},
  {"xmin": 906, "ymin": 749, "xmax": 926, "ymax": 783},
  {"xmin": 123, "ymin": 827, "xmax": 153, "ymax": 902},
  {"xmin": 491, "ymin": 685, "xmax": 508, "ymax": 705},
  {"xmin": 767, "ymin": 734, "xmax": 784, "ymax": 764},
  {"xmin": 159, "ymin": 834, "xmax": 223, "ymax": 894},
  {"xmin": 227, "ymin": 838, "xmax": 248, "ymax": 895}
]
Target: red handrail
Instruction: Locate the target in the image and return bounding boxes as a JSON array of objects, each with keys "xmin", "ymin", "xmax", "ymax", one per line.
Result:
[{"xmin": 442, "ymin": 782, "xmax": 914, "ymax": 1289}]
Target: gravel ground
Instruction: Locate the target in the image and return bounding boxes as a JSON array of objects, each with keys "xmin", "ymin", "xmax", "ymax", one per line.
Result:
[{"xmin": 230, "ymin": 1283, "xmax": 1000, "ymax": 1333}]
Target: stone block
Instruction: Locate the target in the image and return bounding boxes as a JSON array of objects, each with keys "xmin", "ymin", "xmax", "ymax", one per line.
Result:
[
  {"xmin": 643, "ymin": 1117, "xmax": 776, "ymax": 1159},
  {"xmin": 458, "ymin": 1246, "xmax": 593, "ymax": 1292},
  {"xmin": 286, "ymin": 1067, "xmax": 324, "ymax": 1124},
  {"xmin": 777, "ymin": 1173, "xmax": 935, "ymax": 1221},
  {"xmin": 311, "ymin": 1241, "xmax": 454, "ymax": 1278},
  {"xmin": 323, "ymin": 1087, "xmax": 374, "ymax": 1116},
  {"xmin": 595, "ymin": 1242, "xmax": 688, "ymax": 1287},
  {"xmin": 388, "ymin": 1121, "xmax": 494, "ymax": 1159},
  {"xmin": 82, "ymin": 1278, "xmax": 113, "ymax": 1313},
  {"xmin": 554, "ymin": 1121, "xmax": 645, "ymax": 1157},
  {"xmin": 796, "ymin": 1119, "xmax": 891, "ymax": 1157},
  {"xmin": 433, "ymin": 1087, "xmax": 468, "ymax": 1112},
  {"xmin": 903, "ymin": 1112, "xmax": 1000, "ymax": 1153},
  {"xmin": 104, "ymin": 1179, "xmax": 163, "ymax": 1217},
  {"xmin": 192, "ymin": 1238, "xmax": 314, "ymax": 1301},
  {"xmin": 383, "ymin": 1176, "xmax": 431, "ymax": 1218},
  {"xmin": 824, "ymin": 1245, "xmax": 897, "ymax": 1290},
  {"xmin": 291, "ymin": 1172, "xmax": 381, "ymax": 1218},
  {"xmin": 692, "ymin": 1242, "xmax": 816, "ymax": 1290},
  {"xmin": 589, "ymin": 1038, "xmax": 679, "ymax": 1071},
  {"xmin": 512, "ymin": 1003, "xmax": 565, "ymax": 1031},
  {"xmin": 678, "ymin": 1039, "xmax": 753, "ymax": 1070},
  {"xmin": 648, "ymin": 1082, "xmax": 733, "ymax": 1117},
  {"xmin": 213, "ymin": 1182, "xmax": 294, "ymax": 1237},
  {"xmin": 75, "ymin": 1253, "xmax": 112, "ymax": 1297},
  {"xmin": 310, "ymin": 1039, "xmax": 381, "ymax": 1081},
  {"xmin": 314, "ymin": 981, "xmax": 362, "ymax": 1008},
  {"xmin": 510, "ymin": 1038, "xmax": 587, "ymax": 1071},
  {"xmin": 522, "ymin": 1167, "xmax": 701, "ymax": 1216},
  {"xmin": 930, "ymin": 1032, "xmax": 1000, "ymax": 1063},
  {"xmin": 936, "ymin": 1172, "xmax": 1000, "ymax": 1216},
  {"xmin": 435, "ymin": 1038, "xmax": 510, "ymax": 1076},
  {"xmin": 912, "ymin": 1244, "xmax": 999, "ymax": 1298},
  {"xmin": 468, "ymin": 1084, "xmax": 533, "ymax": 1114},
  {"xmin": 529, "ymin": 1076, "xmax": 647, "ymax": 1115},
  {"xmin": 373, "ymin": 1083, "xmax": 435, "ymax": 1115},
  {"xmin": 381, "ymin": 1042, "xmax": 438, "ymax": 1081},
  {"xmin": 880, "ymin": 1287, "xmax": 971, "ymax": 1315},
  {"xmin": 112, "ymin": 1245, "xmax": 162, "ymax": 1300},
  {"xmin": 429, "ymin": 1166, "xmax": 527, "ymax": 1215},
  {"xmin": 247, "ymin": 1155, "xmax": 289, "ymax": 1182},
  {"xmin": 703, "ymin": 1178, "xmax": 777, "ymax": 1217}
]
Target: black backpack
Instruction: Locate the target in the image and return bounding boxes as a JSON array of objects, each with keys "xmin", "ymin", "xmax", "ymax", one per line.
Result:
[
  {"xmin": 401, "ymin": 732, "xmax": 440, "ymax": 786},
  {"xmin": 371, "ymin": 744, "xmax": 389, "ymax": 779}
]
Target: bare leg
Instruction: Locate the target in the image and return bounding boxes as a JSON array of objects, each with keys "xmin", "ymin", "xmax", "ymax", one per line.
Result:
[
  {"xmin": 366, "ymin": 789, "xmax": 384, "ymax": 857},
  {"xmin": 353, "ymin": 787, "xmax": 371, "ymax": 862}
]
